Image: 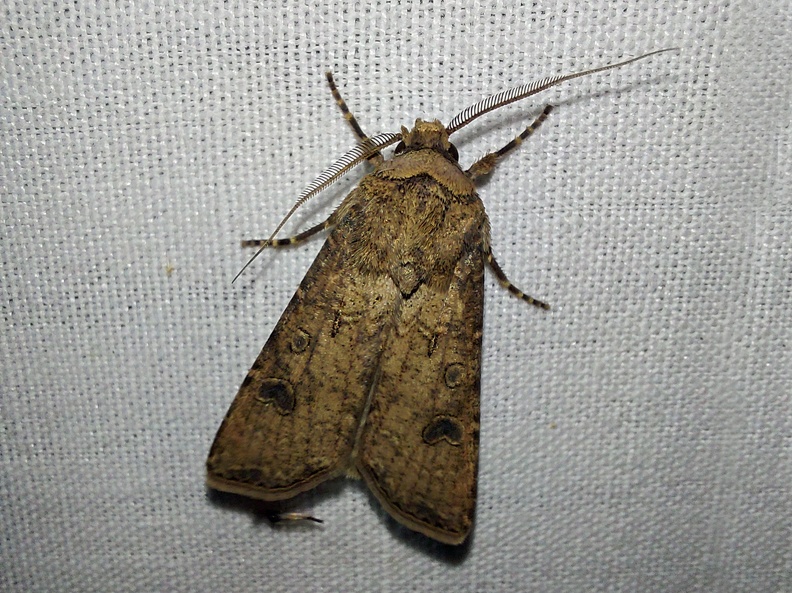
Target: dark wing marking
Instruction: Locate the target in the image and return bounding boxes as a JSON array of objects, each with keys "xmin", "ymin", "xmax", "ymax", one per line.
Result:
[
  {"xmin": 207, "ymin": 214, "xmax": 401, "ymax": 500},
  {"xmin": 356, "ymin": 239, "xmax": 485, "ymax": 544}
]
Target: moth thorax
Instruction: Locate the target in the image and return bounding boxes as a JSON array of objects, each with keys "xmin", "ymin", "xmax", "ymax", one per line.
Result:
[{"xmin": 400, "ymin": 119, "xmax": 451, "ymax": 151}]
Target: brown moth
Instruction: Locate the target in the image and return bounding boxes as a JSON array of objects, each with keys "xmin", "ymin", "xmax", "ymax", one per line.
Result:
[{"xmin": 207, "ymin": 49, "xmax": 676, "ymax": 544}]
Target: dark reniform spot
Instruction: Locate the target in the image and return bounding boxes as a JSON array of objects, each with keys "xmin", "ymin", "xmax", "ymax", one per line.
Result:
[
  {"xmin": 257, "ymin": 378, "xmax": 295, "ymax": 415},
  {"xmin": 422, "ymin": 415, "xmax": 463, "ymax": 446}
]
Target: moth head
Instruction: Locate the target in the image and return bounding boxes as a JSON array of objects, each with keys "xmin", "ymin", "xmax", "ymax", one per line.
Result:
[{"xmin": 395, "ymin": 119, "xmax": 459, "ymax": 161}]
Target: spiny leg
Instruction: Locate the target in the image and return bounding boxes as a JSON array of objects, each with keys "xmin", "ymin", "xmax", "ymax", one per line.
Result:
[
  {"xmin": 487, "ymin": 251, "xmax": 550, "ymax": 310},
  {"xmin": 241, "ymin": 218, "xmax": 332, "ymax": 249},
  {"xmin": 325, "ymin": 72, "xmax": 369, "ymax": 142},
  {"xmin": 467, "ymin": 105, "xmax": 554, "ymax": 181},
  {"xmin": 326, "ymin": 71, "xmax": 384, "ymax": 165},
  {"xmin": 234, "ymin": 217, "xmax": 335, "ymax": 282}
]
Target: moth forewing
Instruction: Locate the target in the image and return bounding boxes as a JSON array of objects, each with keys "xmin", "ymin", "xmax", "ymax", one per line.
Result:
[
  {"xmin": 207, "ymin": 217, "xmax": 402, "ymax": 500},
  {"xmin": 208, "ymin": 49, "xmax": 677, "ymax": 544},
  {"xmin": 356, "ymin": 235, "xmax": 486, "ymax": 545}
]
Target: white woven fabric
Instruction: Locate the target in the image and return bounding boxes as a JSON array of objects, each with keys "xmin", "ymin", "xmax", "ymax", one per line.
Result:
[{"xmin": 2, "ymin": 2, "xmax": 790, "ymax": 591}]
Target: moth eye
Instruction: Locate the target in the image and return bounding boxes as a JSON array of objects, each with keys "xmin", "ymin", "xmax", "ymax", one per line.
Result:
[
  {"xmin": 394, "ymin": 141, "xmax": 406, "ymax": 154},
  {"xmin": 448, "ymin": 143, "xmax": 459, "ymax": 161},
  {"xmin": 256, "ymin": 378, "xmax": 295, "ymax": 415},
  {"xmin": 422, "ymin": 415, "xmax": 463, "ymax": 446}
]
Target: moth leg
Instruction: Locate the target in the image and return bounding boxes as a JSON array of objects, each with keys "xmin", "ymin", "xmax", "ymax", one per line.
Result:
[
  {"xmin": 466, "ymin": 105, "xmax": 554, "ymax": 181},
  {"xmin": 241, "ymin": 219, "xmax": 332, "ymax": 249},
  {"xmin": 264, "ymin": 510, "xmax": 324, "ymax": 525},
  {"xmin": 326, "ymin": 71, "xmax": 385, "ymax": 165},
  {"xmin": 486, "ymin": 250, "xmax": 550, "ymax": 310}
]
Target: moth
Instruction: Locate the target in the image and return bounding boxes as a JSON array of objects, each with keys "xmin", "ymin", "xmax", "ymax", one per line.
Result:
[{"xmin": 207, "ymin": 49, "xmax": 675, "ymax": 544}]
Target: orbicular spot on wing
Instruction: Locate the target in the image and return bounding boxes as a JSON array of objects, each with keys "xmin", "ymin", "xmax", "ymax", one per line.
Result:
[
  {"xmin": 290, "ymin": 328, "xmax": 311, "ymax": 353},
  {"xmin": 422, "ymin": 415, "xmax": 463, "ymax": 446},
  {"xmin": 255, "ymin": 378, "xmax": 295, "ymax": 415},
  {"xmin": 444, "ymin": 362, "xmax": 465, "ymax": 388}
]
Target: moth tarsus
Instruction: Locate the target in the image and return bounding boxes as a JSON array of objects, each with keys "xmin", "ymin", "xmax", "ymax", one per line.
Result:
[
  {"xmin": 209, "ymin": 48, "xmax": 677, "ymax": 544},
  {"xmin": 326, "ymin": 71, "xmax": 384, "ymax": 165},
  {"xmin": 466, "ymin": 104, "xmax": 555, "ymax": 182},
  {"xmin": 486, "ymin": 251, "xmax": 551, "ymax": 310},
  {"xmin": 265, "ymin": 511, "xmax": 324, "ymax": 525}
]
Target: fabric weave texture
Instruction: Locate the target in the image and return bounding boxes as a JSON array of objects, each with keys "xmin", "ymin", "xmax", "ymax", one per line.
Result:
[{"xmin": 1, "ymin": 2, "xmax": 789, "ymax": 592}]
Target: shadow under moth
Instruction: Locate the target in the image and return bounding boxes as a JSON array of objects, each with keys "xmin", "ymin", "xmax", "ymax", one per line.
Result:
[{"xmin": 206, "ymin": 49, "xmax": 676, "ymax": 545}]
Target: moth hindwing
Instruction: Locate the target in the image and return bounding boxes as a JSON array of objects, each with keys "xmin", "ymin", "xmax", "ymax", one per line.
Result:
[{"xmin": 207, "ymin": 49, "xmax": 676, "ymax": 545}]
